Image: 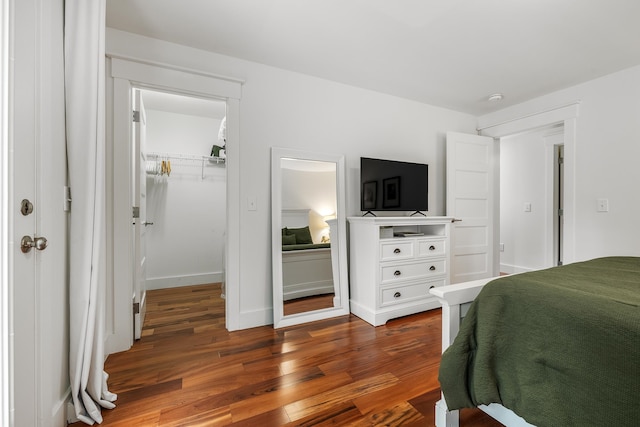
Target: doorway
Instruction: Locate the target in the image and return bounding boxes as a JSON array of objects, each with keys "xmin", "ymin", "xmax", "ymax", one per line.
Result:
[
  {"xmin": 498, "ymin": 125, "xmax": 564, "ymax": 273},
  {"xmin": 138, "ymin": 89, "xmax": 227, "ymax": 317},
  {"xmin": 107, "ymin": 57, "xmax": 242, "ymax": 354}
]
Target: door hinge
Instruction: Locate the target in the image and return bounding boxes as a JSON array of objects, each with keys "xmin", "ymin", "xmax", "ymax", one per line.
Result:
[
  {"xmin": 133, "ymin": 206, "xmax": 140, "ymax": 218},
  {"xmin": 133, "ymin": 302, "xmax": 140, "ymax": 315},
  {"xmin": 133, "ymin": 110, "xmax": 140, "ymax": 123},
  {"xmin": 558, "ymin": 208, "xmax": 564, "ymax": 216}
]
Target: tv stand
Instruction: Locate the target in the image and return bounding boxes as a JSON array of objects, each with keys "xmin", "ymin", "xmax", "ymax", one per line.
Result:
[
  {"xmin": 347, "ymin": 216, "xmax": 453, "ymax": 326},
  {"xmin": 409, "ymin": 211, "xmax": 427, "ymax": 217},
  {"xmin": 362, "ymin": 211, "xmax": 377, "ymax": 217}
]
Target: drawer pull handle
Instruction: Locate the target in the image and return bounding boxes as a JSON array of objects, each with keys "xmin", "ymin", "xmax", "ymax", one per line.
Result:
[
  {"xmin": 429, "ymin": 265, "xmax": 436, "ymax": 271},
  {"xmin": 429, "ymin": 245, "xmax": 436, "ymax": 251},
  {"xmin": 394, "ymin": 270, "xmax": 402, "ymax": 276},
  {"xmin": 393, "ymin": 248, "xmax": 401, "ymax": 254},
  {"xmin": 394, "ymin": 292, "xmax": 401, "ymax": 298}
]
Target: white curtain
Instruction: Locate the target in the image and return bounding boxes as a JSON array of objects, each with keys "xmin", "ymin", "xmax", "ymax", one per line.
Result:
[{"xmin": 65, "ymin": 1, "xmax": 117, "ymax": 424}]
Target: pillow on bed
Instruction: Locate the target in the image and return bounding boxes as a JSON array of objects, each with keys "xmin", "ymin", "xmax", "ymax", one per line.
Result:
[
  {"xmin": 282, "ymin": 234, "xmax": 297, "ymax": 245},
  {"xmin": 286, "ymin": 226, "xmax": 313, "ymax": 244}
]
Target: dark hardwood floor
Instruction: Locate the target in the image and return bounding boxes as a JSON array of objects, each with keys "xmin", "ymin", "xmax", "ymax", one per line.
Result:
[{"xmin": 72, "ymin": 283, "xmax": 503, "ymax": 426}]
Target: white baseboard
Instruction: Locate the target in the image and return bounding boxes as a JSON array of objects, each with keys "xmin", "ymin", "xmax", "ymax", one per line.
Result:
[
  {"xmin": 146, "ymin": 272, "xmax": 224, "ymax": 290},
  {"xmin": 237, "ymin": 307, "xmax": 273, "ymax": 329},
  {"xmin": 500, "ymin": 263, "xmax": 535, "ymax": 274}
]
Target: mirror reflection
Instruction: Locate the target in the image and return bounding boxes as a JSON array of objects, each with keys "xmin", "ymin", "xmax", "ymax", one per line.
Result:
[
  {"xmin": 281, "ymin": 158, "xmax": 336, "ymax": 316},
  {"xmin": 271, "ymin": 148, "xmax": 349, "ymax": 328}
]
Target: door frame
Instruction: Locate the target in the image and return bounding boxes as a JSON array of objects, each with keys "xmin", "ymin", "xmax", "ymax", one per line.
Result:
[
  {"xmin": 106, "ymin": 56, "xmax": 242, "ymax": 354},
  {"xmin": 0, "ymin": 1, "xmax": 12, "ymax": 425},
  {"xmin": 479, "ymin": 102, "xmax": 578, "ymax": 266}
]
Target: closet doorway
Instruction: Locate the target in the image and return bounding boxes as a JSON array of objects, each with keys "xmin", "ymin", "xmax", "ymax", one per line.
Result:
[
  {"xmin": 499, "ymin": 124, "xmax": 564, "ymax": 273},
  {"xmin": 138, "ymin": 89, "xmax": 227, "ymax": 323}
]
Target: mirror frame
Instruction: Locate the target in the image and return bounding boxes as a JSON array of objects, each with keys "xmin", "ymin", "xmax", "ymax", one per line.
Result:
[{"xmin": 271, "ymin": 147, "xmax": 350, "ymax": 328}]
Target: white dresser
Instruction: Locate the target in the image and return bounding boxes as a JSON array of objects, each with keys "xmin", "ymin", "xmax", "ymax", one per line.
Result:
[{"xmin": 348, "ymin": 216, "xmax": 453, "ymax": 326}]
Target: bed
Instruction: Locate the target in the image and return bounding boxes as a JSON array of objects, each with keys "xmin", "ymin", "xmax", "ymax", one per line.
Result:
[
  {"xmin": 281, "ymin": 209, "xmax": 336, "ymax": 301},
  {"xmin": 430, "ymin": 257, "xmax": 640, "ymax": 427}
]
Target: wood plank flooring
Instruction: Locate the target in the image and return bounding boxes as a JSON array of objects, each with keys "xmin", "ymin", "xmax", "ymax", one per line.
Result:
[{"xmin": 72, "ymin": 283, "xmax": 503, "ymax": 426}]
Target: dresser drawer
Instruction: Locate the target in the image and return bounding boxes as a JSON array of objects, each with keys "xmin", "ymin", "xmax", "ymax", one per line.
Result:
[
  {"xmin": 380, "ymin": 240, "xmax": 414, "ymax": 261},
  {"xmin": 416, "ymin": 239, "xmax": 446, "ymax": 257},
  {"xmin": 380, "ymin": 278, "xmax": 445, "ymax": 307},
  {"xmin": 380, "ymin": 259, "xmax": 446, "ymax": 283}
]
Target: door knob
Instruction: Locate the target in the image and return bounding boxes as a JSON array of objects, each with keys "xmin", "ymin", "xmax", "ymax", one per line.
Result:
[{"xmin": 21, "ymin": 235, "xmax": 48, "ymax": 253}]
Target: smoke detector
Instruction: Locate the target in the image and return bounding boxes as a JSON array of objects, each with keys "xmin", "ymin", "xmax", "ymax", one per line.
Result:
[{"xmin": 488, "ymin": 93, "xmax": 504, "ymax": 102}]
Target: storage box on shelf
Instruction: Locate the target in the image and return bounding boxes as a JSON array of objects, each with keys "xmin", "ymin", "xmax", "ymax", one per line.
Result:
[{"xmin": 348, "ymin": 216, "xmax": 453, "ymax": 326}]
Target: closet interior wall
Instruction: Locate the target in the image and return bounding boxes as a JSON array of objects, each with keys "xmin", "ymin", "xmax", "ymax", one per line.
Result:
[{"xmin": 144, "ymin": 102, "xmax": 227, "ymax": 290}]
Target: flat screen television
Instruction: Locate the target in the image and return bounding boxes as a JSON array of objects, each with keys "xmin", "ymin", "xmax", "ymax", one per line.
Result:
[{"xmin": 360, "ymin": 157, "xmax": 428, "ymax": 214}]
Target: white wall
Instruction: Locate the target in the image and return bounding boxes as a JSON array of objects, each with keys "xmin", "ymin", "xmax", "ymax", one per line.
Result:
[
  {"xmin": 144, "ymin": 108, "xmax": 226, "ymax": 289},
  {"xmin": 106, "ymin": 29, "xmax": 478, "ymax": 328},
  {"xmin": 480, "ymin": 65, "xmax": 640, "ymax": 262}
]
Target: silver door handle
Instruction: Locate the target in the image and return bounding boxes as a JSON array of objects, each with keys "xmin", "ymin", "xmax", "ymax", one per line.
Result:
[
  {"xmin": 21, "ymin": 235, "xmax": 48, "ymax": 253},
  {"xmin": 142, "ymin": 221, "xmax": 154, "ymax": 226}
]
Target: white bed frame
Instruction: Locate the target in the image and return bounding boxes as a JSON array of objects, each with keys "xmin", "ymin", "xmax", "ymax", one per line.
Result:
[{"xmin": 429, "ymin": 278, "xmax": 535, "ymax": 427}]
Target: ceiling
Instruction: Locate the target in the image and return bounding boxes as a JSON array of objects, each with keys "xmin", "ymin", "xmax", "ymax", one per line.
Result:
[
  {"xmin": 140, "ymin": 89, "xmax": 226, "ymax": 119},
  {"xmin": 107, "ymin": 0, "xmax": 640, "ymax": 116}
]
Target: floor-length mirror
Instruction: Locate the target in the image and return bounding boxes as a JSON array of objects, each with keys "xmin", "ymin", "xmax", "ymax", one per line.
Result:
[{"xmin": 271, "ymin": 148, "xmax": 350, "ymax": 328}]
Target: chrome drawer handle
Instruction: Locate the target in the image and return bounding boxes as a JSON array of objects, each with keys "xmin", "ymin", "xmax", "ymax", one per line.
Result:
[
  {"xmin": 393, "ymin": 248, "xmax": 401, "ymax": 254},
  {"xmin": 429, "ymin": 245, "xmax": 436, "ymax": 251},
  {"xmin": 429, "ymin": 265, "xmax": 436, "ymax": 271},
  {"xmin": 394, "ymin": 292, "xmax": 401, "ymax": 298},
  {"xmin": 394, "ymin": 270, "xmax": 402, "ymax": 276}
]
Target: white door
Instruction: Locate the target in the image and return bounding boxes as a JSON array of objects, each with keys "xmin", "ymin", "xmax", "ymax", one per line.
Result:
[
  {"xmin": 446, "ymin": 132, "xmax": 497, "ymax": 283},
  {"xmin": 8, "ymin": 0, "xmax": 68, "ymax": 424},
  {"xmin": 133, "ymin": 89, "xmax": 148, "ymax": 339}
]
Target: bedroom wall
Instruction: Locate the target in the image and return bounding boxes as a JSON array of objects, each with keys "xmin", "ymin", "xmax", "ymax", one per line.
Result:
[
  {"xmin": 480, "ymin": 64, "xmax": 640, "ymax": 262},
  {"xmin": 144, "ymin": 108, "xmax": 226, "ymax": 289},
  {"xmin": 106, "ymin": 28, "xmax": 478, "ymax": 329}
]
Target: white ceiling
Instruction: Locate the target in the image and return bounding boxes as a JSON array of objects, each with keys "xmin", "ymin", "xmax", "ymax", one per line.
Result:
[
  {"xmin": 140, "ymin": 89, "xmax": 226, "ymax": 119},
  {"xmin": 107, "ymin": 0, "xmax": 640, "ymax": 115}
]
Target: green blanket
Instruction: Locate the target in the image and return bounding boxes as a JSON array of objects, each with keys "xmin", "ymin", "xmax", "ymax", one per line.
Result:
[{"xmin": 439, "ymin": 257, "xmax": 640, "ymax": 427}]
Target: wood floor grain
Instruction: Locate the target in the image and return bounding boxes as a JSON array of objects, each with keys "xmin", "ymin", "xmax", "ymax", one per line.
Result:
[{"xmin": 71, "ymin": 283, "xmax": 503, "ymax": 426}]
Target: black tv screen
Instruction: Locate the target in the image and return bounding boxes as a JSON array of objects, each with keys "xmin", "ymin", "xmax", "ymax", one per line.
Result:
[{"xmin": 360, "ymin": 157, "xmax": 428, "ymax": 213}]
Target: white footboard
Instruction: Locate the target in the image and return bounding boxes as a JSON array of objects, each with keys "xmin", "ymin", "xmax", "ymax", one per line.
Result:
[
  {"xmin": 430, "ymin": 278, "xmax": 495, "ymax": 427},
  {"xmin": 429, "ymin": 277, "xmax": 535, "ymax": 427}
]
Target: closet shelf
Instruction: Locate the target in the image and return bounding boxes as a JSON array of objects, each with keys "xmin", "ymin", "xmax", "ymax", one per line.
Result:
[
  {"xmin": 146, "ymin": 151, "xmax": 226, "ymax": 164},
  {"xmin": 146, "ymin": 151, "xmax": 225, "ymax": 179}
]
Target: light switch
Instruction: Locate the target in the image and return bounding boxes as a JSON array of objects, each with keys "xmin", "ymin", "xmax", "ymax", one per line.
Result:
[
  {"xmin": 524, "ymin": 202, "xmax": 532, "ymax": 212},
  {"xmin": 248, "ymin": 196, "xmax": 257, "ymax": 211},
  {"xmin": 597, "ymin": 198, "xmax": 609, "ymax": 212}
]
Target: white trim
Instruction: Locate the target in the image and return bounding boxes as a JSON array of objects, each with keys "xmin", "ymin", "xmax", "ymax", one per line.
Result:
[
  {"xmin": 0, "ymin": 1, "xmax": 11, "ymax": 425},
  {"xmin": 479, "ymin": 103, "xmax": 579, "ymax": 265},
  {"xmin": 110, "ymin": 57, "xmax": 241, "ymax": 100},
  {"xmin": 107, "ymin": 53, "xmax": 245, "ymax": 86},
  {"xmin": 107, "ymin": 57, "xmax": 242, "ymax": 354},
  {"xmin": 477, "ymin": 101, "xmax": 580, "ymax": 135},
  {"xmin": 146, "ymin": 272, "xmax": 224, "ymax": 290}
]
